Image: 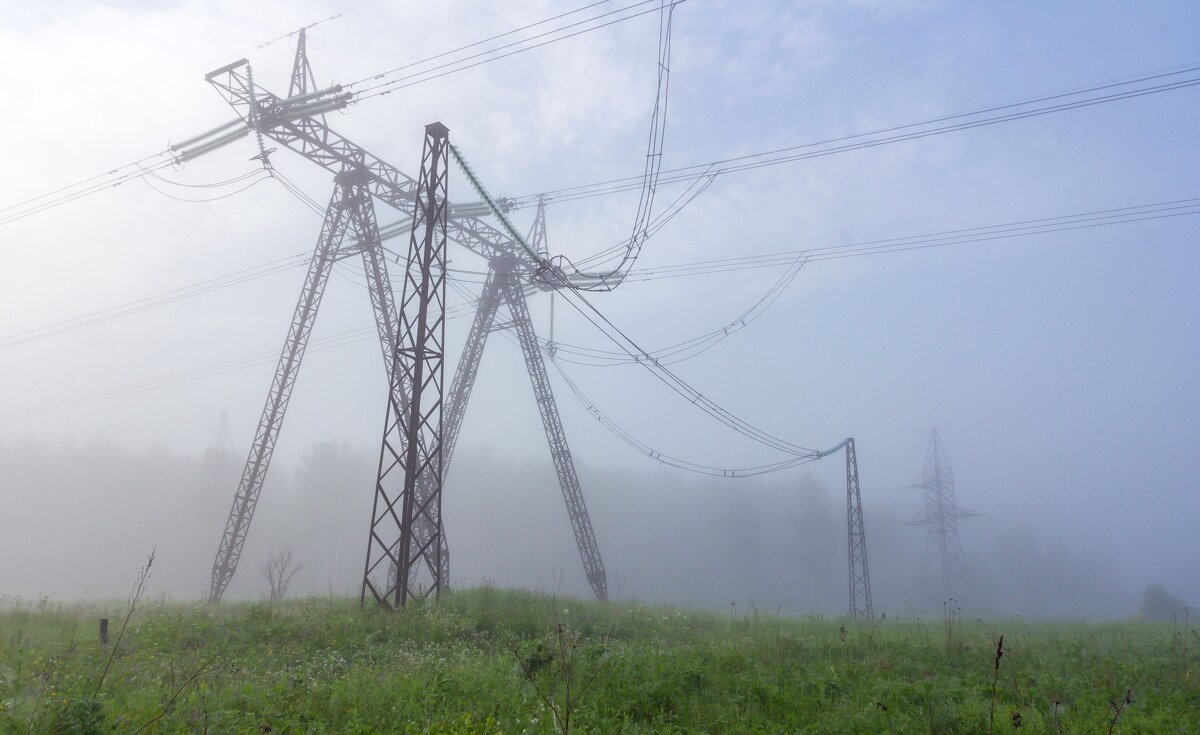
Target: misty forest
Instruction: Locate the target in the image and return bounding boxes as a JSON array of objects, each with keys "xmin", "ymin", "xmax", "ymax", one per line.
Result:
[{"xmin": 1, "ymin": 1, "xmax": 1197, "ymax": 733}]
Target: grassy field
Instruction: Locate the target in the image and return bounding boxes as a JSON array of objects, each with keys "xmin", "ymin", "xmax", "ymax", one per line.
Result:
[{"xmin": 0, "ymin": 587, "xmax": 1196, "ymax": 733}]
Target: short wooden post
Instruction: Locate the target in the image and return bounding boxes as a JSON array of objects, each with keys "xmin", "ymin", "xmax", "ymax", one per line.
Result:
[{"xmin": 99, "ymin": 618, "xmax": 109, "ymax": 646}]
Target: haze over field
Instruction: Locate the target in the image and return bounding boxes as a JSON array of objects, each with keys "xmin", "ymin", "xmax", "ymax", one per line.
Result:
[{"xmin": 0, "ymin": 0, "xmax": 1197, "ymax": 616}]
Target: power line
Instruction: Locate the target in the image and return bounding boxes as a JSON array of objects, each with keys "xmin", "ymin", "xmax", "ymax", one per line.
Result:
[
  {"xmin": 502, "ymin": 65, "xmax": 1200, "ymax": 211},
  {"xmin": 449, "ymin": 265, "xmax": 819, "ymax": 476},
  {"xmin": 540, "ymin": 0, "xmax": 679, "ymax": 291},
  {"xmin": 5, "ymin": 195, "xmax": 1194, "ymax": 443},
  {"xmin": 0, "ymin": 154, "xmax": 177, "ymax": 229},
  {"xmin": 1, "ymin": 0, "xmax": 633, "ymax": 228},
  {"xmin": 525, "ymin": 197, "xmax": 1200, "ymax": 366},
  {"xmin": 3, "ymin": 0, "xmax": 376, "ymax": 140},
  {"xmin": 547, "ymin": 254, "xmax": 807, "ymax": 367},
  {"xmin": 138, "ymin": 170, "xmax": 273, "ymax": 204},
  {"xmin": 0, "ymin": 2, "xmax": 380, "ymax": 228},
  {"xmin": 5, "ymin": 41, "xmax": 1192, "ymax": 236},
  {"xmin": 0, "ymin": 277, "xmax": 484, "ymax": 422},
  {"xmin": 549, "ymin": 355, "xmax": 821, "ymax": 476},
  {"xmin": 617, "ymin": 197, "xmax": 1200, "ymax": 280},
  {"xmin": 3, "ymin": 195, "xmax": 1193, "ymax": 352},
  {"xmin": 552, "ymin": 282, "xmax": 818, "ymax": 456},
  {"xmin": 346, "ymin": 0, "xmax": 617, "ymax": 87},
  {"xmin": 351, "ymin": 0, "xmax": 680, "ymax": 102},
  {"xmin": 0, "ymin": 253, "xmax": 309, "ymax": 351}
]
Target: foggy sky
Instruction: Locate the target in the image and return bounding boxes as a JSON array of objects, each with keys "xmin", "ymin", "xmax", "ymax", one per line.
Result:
[{"xmin": 1, "ymin": 1, "xmax": 1197, "ymax": 614}]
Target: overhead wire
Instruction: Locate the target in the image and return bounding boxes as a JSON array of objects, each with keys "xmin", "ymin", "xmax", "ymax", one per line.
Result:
[
  {"xmin": 549, "ymin": 357, "xmax": 821, "ymax": 476},
  {"xmin": 5, "ymin": 194, "xmax": 1194, "ymax": 441},
  {"xmin": 545, "ymin": 196, "xmax": 1200, "ymax": 364},
  {"xmin": 555, "ymin": 167, "xmax": 717, "ymax": 274},
  {"xmin": 140, "ymin": 167, "xmax": 264, "ymax": 189},
  {"xmin": 551, "ymin": 282, "xmax": 818, "ymax": 456},
  {"xmin": 0, "ymin": 154, "xmax": 178, "ymax": 229},
  {"xmin": 350, "ymin": 0, "xmax": 679, "ymax": 102},
  {"xmin": 0, "ymin": 1, "xmax": 377, "ymax": 228},
  {"xmin": 620, "ymin": 196, "xmax": 1200, "ymax": 278},
  {"xmin": 443, "ymin": 269, "xmax": 818, "ymax": 475},
  {"xmin": 5, "ymin": 20, "xmax": 1197, "ymax": 436},
  {"xmin": 5, "ymin": 26, "xmax": 1193, "ymax": 233},
  {"xmin": 138, "ymin": 170, "xmax": 273, "ymax": 203},
  {"xmin": 547, "ymin": 254, "xmax": 808, "ymax": 366},
  {"xmin": 345, "ymin": 0, "xmax": 618, "ymax": 87},
  {"xmin": 446, "ymin": 269, "xmax": 820, "ymax": 476},
  {"xmin": 0, "ymin": 275, "xmax": 484, "ymax": 423},
  {"xmin": 0, "ymin": 327, "xmax": 377, "ymax": 423},
  {"xmin": 541, "ymin": 0, "xmax": 679, "ymax": 291},
  {"xmin": 500, "ymin": 65, "xmax": 1200, "ymax": 211},
  {"xmin": 446, "ymin": 262, "xmax": 823, "ymax": 468},
  {"xmin": 0, "ymin": 252, "xmax": 309, "ymax": 351},
  {"xmin": 4, "ymin": 0, "xmax": 374, "ymax": 140},
  {"xmin": 2, "ymin": 195, "xmax": 1193, "ymax": 353}
]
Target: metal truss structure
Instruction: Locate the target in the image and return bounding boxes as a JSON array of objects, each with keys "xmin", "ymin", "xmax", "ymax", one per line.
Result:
[
  {"xmin": 209, "ymin": 173, "xmax": 407, "ymax": 602},
  {"xmin": 201, "ymin": 31, "xmax": 607, "ymax": 604},
  {"xmin": 843, "ymin": 438, "xmax": 873, "ymax": 621},
  {"xmin": 362, "ymin": 123, "xmax": 451, "ymax": 609},
  {"xmin": 450, "ymin": 196, "xmax": 607, "ymax": 599},
  {"xmin": 906, "ymin": 428, "xmax": 976, "ymax": 600},
  {"xmin": 815, "ymin": 438, "xmax": 874, "ymax": 620},
  {"xmin": 202, "ymin": 411, "xmax": 236, "ymax": 486}
]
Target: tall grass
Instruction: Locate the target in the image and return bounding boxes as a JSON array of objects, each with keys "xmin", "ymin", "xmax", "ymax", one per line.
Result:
[{"xmin": 0, "ymin": 589, "xmax": 1193, "ymax": 733}]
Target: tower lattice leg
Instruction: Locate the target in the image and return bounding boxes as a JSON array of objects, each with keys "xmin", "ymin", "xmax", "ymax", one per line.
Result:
[
  {"xmin": 208, "ymin": 184, "xmax": 359, "ymax": 602},
  {"xmin": 501, "ymin": 269, "xmax": 608, "ymax": 601},
  {"xmin": 361, "ymin": 123, "xmax": 451, "ymax": 609}
]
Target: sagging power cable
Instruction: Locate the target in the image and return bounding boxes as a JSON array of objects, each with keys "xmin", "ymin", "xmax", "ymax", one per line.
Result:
[{"xmin": 541, "ymin": 0, "xmax": 679, "ymax": 291}]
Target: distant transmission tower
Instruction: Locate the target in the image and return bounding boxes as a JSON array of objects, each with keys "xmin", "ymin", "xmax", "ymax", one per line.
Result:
[
  {"xmin": 844, "ymin": 438, "xmax": 873, "ymax": 621},
  {"xmin": 816, "ymin": 438, "xmax": 874, "ymax": 620},
  {"xmin": 906, "ymin": 429, "xmax": 976, "ymax": 599},
  {"xmin": 202, "ymin": 412, "xmax": 236, "ymax": 486}
]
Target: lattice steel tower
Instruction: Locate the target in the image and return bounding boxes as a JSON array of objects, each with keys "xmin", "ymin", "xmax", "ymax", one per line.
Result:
[
  {"xmin": 844, "ymin": 438, "xmax": 873, "ymax": 621},
  {"xmin": 816, "ymin": 438, "xmax": 874, "ymax": 620},
  {"xmin": 906, "ymin": 428, "xmax": 976, "ymax": 599},
  {"xmin": 202, "ymin": 411, "xmax": 236, "ymax": 487},
  {"xmin": 193, "ymin": 30, "xmax": 608, "ymax": 605}
]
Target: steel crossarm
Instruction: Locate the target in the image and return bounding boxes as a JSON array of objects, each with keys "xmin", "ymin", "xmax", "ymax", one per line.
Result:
[{"xmin": 203, "ymin": 60, "xmax": 523, "ymax": 265}]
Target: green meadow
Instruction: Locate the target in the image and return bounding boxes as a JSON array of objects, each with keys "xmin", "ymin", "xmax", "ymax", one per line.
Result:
[{"xmin": 1, "ymin": 588, "xmax": 1196, "ymax": 733}]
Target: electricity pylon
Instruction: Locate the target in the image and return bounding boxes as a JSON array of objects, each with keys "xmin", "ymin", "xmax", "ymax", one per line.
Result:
[
  {"xmin": 361, "ymin": 122, "xmax": 451, "ymax": 609},
  {"xmin": 195, "ymin": 30, "xmax": 607, "ymax": 603},
  {"xmin": 816, "ymin": 438, "xmax": 873, "ymax": 621},
  {"xmin": 206, "ymin": 170, "xmax": 412, "ymax": 603},
  {"xmin": 844, "ymin": 438, "xmax": 873, "ymax": 621},
  {"xmin": 202, "ymin": 411, "xmax": 236, "ymax": 487},
  {"xmin": 906, "ymin": 428, "xmax": 976, "ymax": 599}
]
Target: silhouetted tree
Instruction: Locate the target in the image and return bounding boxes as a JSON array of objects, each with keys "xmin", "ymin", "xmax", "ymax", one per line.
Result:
[
  {"xmin": 261, "ymin": 546, "xmax": 302, "ymax": 601},
  {"xmin": 1140, "ymin": 584, "xmax": 1188, "ymax": 621}
]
